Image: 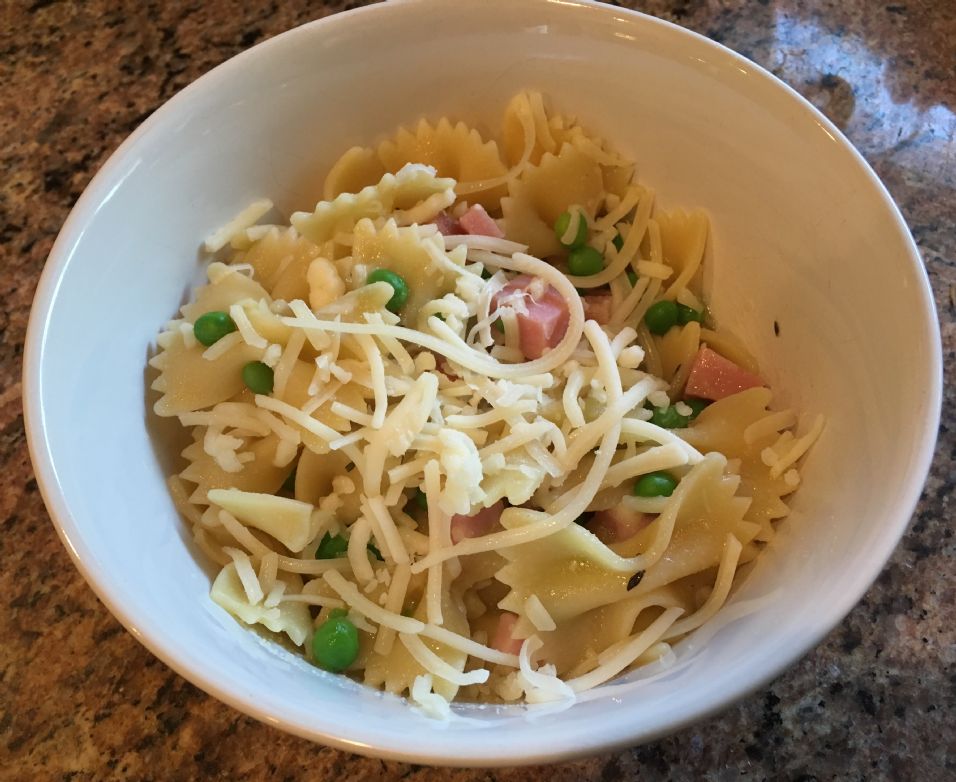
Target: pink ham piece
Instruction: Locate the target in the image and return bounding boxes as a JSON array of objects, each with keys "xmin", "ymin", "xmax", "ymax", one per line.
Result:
[
  {"xmin": 591, "ymin": 505, "xmax": 653, "ymax": 544},
  {"xmin": 491, "ymin": 612, "xmax": 523, "ymax": 656},
  {"xmin": 432, "ymin": 211, "xmax": 462, "ymax": 236},
  {"xmin": 684, "ymin": 346, "xmax": 764, "ymax": 401},
  {"xmin": 491, "ymin": 275, "xmax": 571, "ymax": 360},
  {"xmin": 459, "ymin": 204, "xmax": 504, "ymax": 238},
  {"xmin": 582, "ymin": 294, "xmax": 612, "ymax": 325},
  {"xmin": 450, "ymin": 500, "xmax": 505, "ymax": 544}
]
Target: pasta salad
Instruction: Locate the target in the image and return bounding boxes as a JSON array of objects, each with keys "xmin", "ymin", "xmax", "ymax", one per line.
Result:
[{"xmin": 150, "ymin": 91, "xmax": 822, "ymax": 717}]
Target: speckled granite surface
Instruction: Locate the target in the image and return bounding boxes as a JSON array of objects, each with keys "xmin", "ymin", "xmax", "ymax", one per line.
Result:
[{"xmin": 2, "ymin": 0, "xmax": 953, "ymax": 779}]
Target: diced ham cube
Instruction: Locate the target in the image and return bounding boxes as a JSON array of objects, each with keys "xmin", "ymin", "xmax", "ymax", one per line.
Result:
[
  {"xmin": 459, "ymin": 204, "xmax": 504, "ymax": 238},
  {"xmin": 491, "ymin": 275, "xmax": 571, "ymax": 360},
  {"xmin": 591, "ymin": 505, "xmax": 653, "ymax": 544},
  {"xmin": 450, "ymin": 500, "xmax": 505, "ymax": 544},
  {"xmin": 432, "ymin": 211, "xmax": 462, "ymax": 236},
  {"xmin": 491, "ymin": 612, "xmax": 523, "ymax": 656},
  {"xmin": 684, "ymin": 346, "xmax": 764, "ymax": 401},
  {"xmin": 582, "ymin": 294, "xmax": 612, "ymax": 325}
]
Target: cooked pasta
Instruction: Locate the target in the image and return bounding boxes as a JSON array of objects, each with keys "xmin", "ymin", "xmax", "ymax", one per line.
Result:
[{"xmin": 150, "ymin": 91, "xmax": 822, "ymax": 715}]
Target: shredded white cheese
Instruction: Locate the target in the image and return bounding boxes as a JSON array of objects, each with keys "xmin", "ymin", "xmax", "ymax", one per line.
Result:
[{"xmin": 204, "ymin": 199, "xmax": 273, "ymax": 252}]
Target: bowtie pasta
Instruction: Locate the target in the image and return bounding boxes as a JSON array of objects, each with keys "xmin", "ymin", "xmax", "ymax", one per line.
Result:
[{"xmin": 150, "ymin": 91, "xmax": 822, "ymax": 717}]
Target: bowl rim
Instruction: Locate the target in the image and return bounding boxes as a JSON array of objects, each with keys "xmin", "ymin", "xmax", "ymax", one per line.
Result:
[{"xmin": 22, "ymin": 0, "xmax": 943, "ymax": 766}]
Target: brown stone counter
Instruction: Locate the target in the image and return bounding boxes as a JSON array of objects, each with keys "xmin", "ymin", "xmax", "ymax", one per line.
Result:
[{"xmin": 2, "ymin": 1, "xmax": 953, "ymax": 779}]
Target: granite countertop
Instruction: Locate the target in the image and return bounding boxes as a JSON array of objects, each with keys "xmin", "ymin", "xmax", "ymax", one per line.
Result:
[{"xmin": 2, "ymin": 1, "xmax": 953, "ymax": 779}]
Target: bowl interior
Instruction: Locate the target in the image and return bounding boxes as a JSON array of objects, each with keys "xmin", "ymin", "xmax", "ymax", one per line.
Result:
[{"xmin": 25, "ymin": 0, "xmax": 940, "ymax": 765}]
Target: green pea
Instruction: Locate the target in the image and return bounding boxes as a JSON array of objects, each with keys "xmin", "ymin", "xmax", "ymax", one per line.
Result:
[
  {"xmin": 649, "ymin": 404, "xmax": 690, "ymax": 429},
  {"xmin": 676, "ymin": 303, "xmax": 702, "ymax": 325},
  {"xmin": 367, "ymin": 268, "xmax": 409, "ymax": 313},
  {"xmin": 312, "ymin": 615, "xmax": 359, "ymax": 672},
  {"xmin": 193, "ymin": 311, "xmax": 237, "ymax": 346},
  {"xmin": 612, "ymin": 232, "xmax": 625, "ymax": 252},
  {"xmin": 554, "ymin": 210, "xmax": 588, "ymax": 249},
  {"xmin": 568, "ymin": 246, "xmax": 604, "ymax": 276},
  {"xmin": 626, "ymin": 269, "xmax": 638, "ymax": 286},
  {"xmin": 633, "ymin": 471, "xmax": 679, "ymax": 498},
  {"xmin": 644, "ymin": 300, "xmax": 679, "ymax": 335},
  {"xmin": 413, "ymin": 488, "xmax": 428, "ymax": 511},
  {"xmin": 326, "ymin": 607, "xmax": 348, "ymax": 620},
  {"xmin": 684, "ymin": 398, "xmax": 710, "ymax": 420},
  {"xmin": 242, "ymin": 361, "xmax": 274, "ymax": 394},
  {"xmin": 315, "ymin": 532, "xmax": 348, "ymax": 560}
]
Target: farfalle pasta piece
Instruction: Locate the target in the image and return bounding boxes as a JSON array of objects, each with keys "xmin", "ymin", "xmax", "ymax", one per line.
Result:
[
  {"xmin": 207, "ymin": 488, "xmax": 317, "ymax": 553},
  {"xmin": 502, "ymin": 92, "xmax": 633, "ymax": 197},
  {"xmin": 655, "ymin": 208, "xmax": 709, "ymax": 301},
  {"xmin": 656, "ymin": 209, "xmax": 709, "ymax": 274},
  {"xmin": 363, "ymin": 585, "xmax": 470, "ymax": 700},
  {"xmin": 496, "ymin": 455, "xmax": 754, "ymax": 630},
  {"xmin": 281, "ymin": 360, "xmax": 370, "ymax": 414},
  {"xmin": 551, "ymin": 121, "xmax": 633, "ymax": 170},
  {"xmin": 238, "ymin": 226, "xmax": 323, "ymax": 302},
  {"xmin": 151, "ymin": 263, "xmax": 276, "ymax": 416},
  {"xmin": 292, "ymin": 164, "xmax": 456, "ymax": 245},
  {"xmin": 682, "ymin": 388, "xmax": 800, "ymax": 537},
  {"xmin": 501, "ymin": 143, "xmax": 604, "ymax": 257},
  {"xmin": 497, "ymin": 176, "xmax": 561, "ymax": 258},
  {"xmin": 293, "ymin": 447, "xmax": 352, "ymax": 505},
  {"xmin": 377, "ymin": 118, "xmax": 508, "ymax": 211},
  {"xmin": 547, "ymin": 113, "xmax": 634, "ymax": 197},
  {"xmin": 681, "ymin": 388, "xmax": 775, "ymax": 461},
  {"xmin": 180, "ymin": 262, "xmax": 272, "ymax": 322},
  {"xmin": 500, "ymin": 91, "xmax": 558, "ymax": 168},
  {"xmin": 495, "ymin": 512, "xmax": 635, "ymax": 629},
  {"xmin": 242, "ymin": 299, "xmax": 295, "ymax": 346},
  {"xmin": 609, "ymin": 462, "xmax": 755, "ymax": 592},
  {"xmin": 603, "ymin": 163, "xmax": 636, "ymax": 201},
  {"xmin": 270, "ymin": 360, "xmax": 367, "ymax": 454},
  {"xmin": 537, "ymin": 585, "xmax": 685, "ymax": 675},
  {"xmin": 657, "ymin": 321, "xmax": 702, "ymax": 390},
  {"xmin": 150, "ymin": 328, "xmax": 261, "ymax": 416},
  {"xmin": 323, "ymin": 146, "xmax": 388, "ymax": 201},
  {"xmin": 351, "ymin": 217, "xmax": 463, "ymax": 324},
  {"xmin": 294, "ymin": 447, "xmax": 363, "ymax": 525},
  {"xmin": 211, "ymin": 563, "xmax": 312, "ymax": 646},
  {"xmin": 179, "ymin": 433, "xmax": 289, "ymax": 505}
]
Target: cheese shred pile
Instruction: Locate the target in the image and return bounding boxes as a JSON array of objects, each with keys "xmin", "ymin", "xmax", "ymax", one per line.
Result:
[{"xmin": 150, "ymin": 92, "xmax": 821, "ymax": 716}]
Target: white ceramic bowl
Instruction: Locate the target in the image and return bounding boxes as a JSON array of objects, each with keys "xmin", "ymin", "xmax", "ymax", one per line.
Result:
[{"xmin": 24, "ymin": 0, "xmax": 941, "ymax": 766}]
